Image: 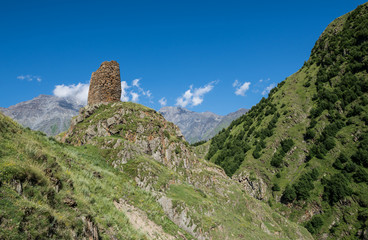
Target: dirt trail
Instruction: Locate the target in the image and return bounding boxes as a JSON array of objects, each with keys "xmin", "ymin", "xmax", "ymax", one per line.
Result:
[{"xmin": 114, "ymin": 199, "xmax": 176, "ymax": 240}]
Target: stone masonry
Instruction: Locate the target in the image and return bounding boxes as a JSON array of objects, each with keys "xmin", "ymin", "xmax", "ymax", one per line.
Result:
[{"xmin": 87, "ymin": 60, "xmax": 122, "ymax": 105}]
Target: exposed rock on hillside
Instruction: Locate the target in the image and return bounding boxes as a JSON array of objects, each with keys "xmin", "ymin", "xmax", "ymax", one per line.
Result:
[
  {"xmin": 60, "ymin": 102, "xmax": 313, "ymax": 240},
  {"xmin": 87, "ymin": 60, "xmax": 121, "ymax": 105},
  {"xmin": 206, "ymin": 2, "xmax": 368, "ymax": 238},
  {"xmin": 61, "ymin": 102, "xmax": 192, "ymax": 170}
]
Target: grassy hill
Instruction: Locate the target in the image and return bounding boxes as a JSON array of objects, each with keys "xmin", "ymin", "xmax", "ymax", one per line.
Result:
[
  {"xmin": 0, "ymin": 101, "xmax": 312, "ymax": 239},
  {"xmin": 205, "ymin": 3, "xmax": 368, "ymax": 239}
]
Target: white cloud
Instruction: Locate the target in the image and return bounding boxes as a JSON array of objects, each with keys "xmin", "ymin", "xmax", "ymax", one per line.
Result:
[
  {"xmin": 259, "ymin": 78, "xmax": 270, "ymax": 83},
  {"xmin": 130, "ymin": 78, "xmax": 152, "ymax": 101},
  {"xmin": 262, "ymin": 83, "xmax": 276, "ymax": 96},
  {"xmin": 176, "ymin": 82, "xmax": 214, "ymax": 108},
  {"xmin": 234, "ymin": 81, "xmax": 251, "ymax": 96},
  {"xmin": 121, "ymin": 79, "xmax": 153, "ymax": 102},
  {"xmin": 17, "ymin": 74, "xmax": 42, "ymax": 82},
  {"xmin": 232, "ymin": 79, "xmax": 239, "ymax": 87},
  {"xmin": 131, "ymin": 92, "xmax": 139, "ymax": 102},
  {"xmin": 132, "ymin": 78, "xmax": 140, "ymax": 87},
  {"xmin": 53, "ymin": 83, "xmax": 89, "ymax": 105},
  {"xmin": 121, "ymin": 81, "xmax": 130, "ymax": 101},
  {"xmin": 159, "ymin": 97, "xmax": 167, "ymax": 107},
  {"xmin": 145, "ymin": 90, "xmax": 152, "ymax": 97}
]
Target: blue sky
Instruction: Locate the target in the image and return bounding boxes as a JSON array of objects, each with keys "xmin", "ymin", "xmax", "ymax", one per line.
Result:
[{"xmin": 1, "ymin": 0, "xmax": 366, "ymax": 115}]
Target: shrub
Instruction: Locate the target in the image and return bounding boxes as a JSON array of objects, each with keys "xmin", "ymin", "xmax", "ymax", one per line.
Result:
[
  {"xmin": 333, "ymin": 159, "xmax": 344, "ymax": 170},
  {"xmin": 351, "ymin": 149, "xmax": 368, "ymax": 167},
  {"xmin": 191, "ymin": 140, "xmax": 206, "ymax": 147},
  {"xmin": 309, "ymin": 119, "xmax": 317, "ymax": 128},
  {"xmin": 271, "ymin": 154, "xmax": 283, "ymax": 168},
  {"xmin": 358, "ymin": 209, "xmax": 368, "ymax": 223},
  {"xmin": 281, "ymin": 185, "xmax": 296, "ymax": 204},
  {"xmin": 323, "ymin": 173, "xmax": 352, "ymax": 205},
  {"xmin": 305, "ymin": 216, "xmax": 324, "ymax": 234},
  {"xmin": 338, "ymin": 153, "xmax": 348, "ymax": 163},
  {"xmin": 344, "ymin": 161, "xmax": 357, "ymax": 173},
  {"xmin": 353, "ymin": 167, "xmax": 368, "ymax": 183},
  {"xmin": 323, "ymin": 136, "xmax": 336, "ymax": 151},
  {"xmin": 310, "ymin": 169, "xmax": 319, "ymax": 181},
  {"xmin": 293, "ymin": 171, "xmax": 318, "ymax": 200},
  {"xmin": 281, "ymin": 139, "xmax": 294, "ymax": 153},
  {"xmin": 304, "ymin": 129, "xmax": 316, "ymax": 140},
  {"xmin": 294, "ymin": 177, "xmax": 314, "ymax": 200},
  {"xmin": 252, "ymin": 150, "xmax": 261, "ymax": 159},
  {"xmin": 310, "ymin": 107, "xmax": 323, "ymax": 119},
  {"xmin": 272, "ymin": 183, "xmax": 280, "ymax": 191}
]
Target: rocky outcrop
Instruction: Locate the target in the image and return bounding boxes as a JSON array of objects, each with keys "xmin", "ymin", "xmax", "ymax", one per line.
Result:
[
  {"xmin": 234, "ymin": 171, "xmax": 268, "ymax": 200},
  {"xmin": 61, "ymin": 102, "xmax": 192, "ymax": 170},
  {"xmin": 114, "ymin": 199, "xmax": 175, "ymax": 240},
  {"xmin": 59, "ymin": 102, "xmax": 313, "ymax": 240},
  {"xmin": 82, "ymin": 216, "xmax": 99, "ymax": 240},
  {"xmin": 87, "ymin": 61, "xmax": 121, "ymax": 105}
]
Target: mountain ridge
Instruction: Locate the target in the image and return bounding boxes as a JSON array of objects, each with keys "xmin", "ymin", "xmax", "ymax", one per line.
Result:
[
  {"xmin": 159, "ymin": 106, "xmax": 248, "ymax": 143},
  {"xmin": 205, "ymin": 3, "xmax": 368, "ymax": 238},
  {"xmin": 0, "ymin": 102, "xmax": 313, "ymax": 239},
  {"xmin": 0, "ymin": 94, "xmax": 82, "ymax": 136}
]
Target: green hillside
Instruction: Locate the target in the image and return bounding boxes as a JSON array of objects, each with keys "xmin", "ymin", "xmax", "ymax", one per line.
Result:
[
  {"xmin": 206, "ymin": 3, "xmax": 368, "ymax": 239},
  {"xmin": 0, "ymin": 101, "xmax": 312, "ymax": 239}
]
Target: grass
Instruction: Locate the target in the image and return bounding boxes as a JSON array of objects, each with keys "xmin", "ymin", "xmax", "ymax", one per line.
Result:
[
  {"xmin": 204, "ymin": 4, "xmax": 368, "ymax": 237},
  {"xmin": 0, "ymin": 101, "xmax": 313, "ymax": 239},
  {"xmin": 0, "ymin": 113, "xmax": 191, "ymax": 239}
]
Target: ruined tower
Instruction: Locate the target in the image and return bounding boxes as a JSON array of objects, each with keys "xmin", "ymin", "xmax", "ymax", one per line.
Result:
[{"xmin": 87, "ymin": 60, "xmax": 121, "ymax": 105}]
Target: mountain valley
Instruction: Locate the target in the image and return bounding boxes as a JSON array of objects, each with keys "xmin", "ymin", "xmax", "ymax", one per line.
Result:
[{"xmin": 1, "ymin": 2, "xmax": 368, "ymax": 240}]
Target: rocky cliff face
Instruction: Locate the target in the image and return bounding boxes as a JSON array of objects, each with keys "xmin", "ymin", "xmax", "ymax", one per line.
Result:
[
  {"xmin": 61, "ymin": 102, "xmax": 192, "ymax": 170},
  {"xmin": 0, "ymin": 95, "xmax": 81, "ymax": 136},
  {"xmin": 87, "ymin": 60, "xmax": 121, "ymax": 105},
  {"xmin": 58, "ymin": 102, "xmax": 313, "ymax": 240},
  {"xmin": 159, "ymin": 106, "xmax": 248, "ymax": 143}
]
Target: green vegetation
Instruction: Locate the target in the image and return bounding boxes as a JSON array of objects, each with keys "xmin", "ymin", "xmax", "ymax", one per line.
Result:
[
  {"xmin": 0, "ymin": 113, "xmax": 190, "ymax": 239},
  {"xmin": 3, "ymin": 2, "xmax": 368, "ymax": 239},
  {"xmin": 281, "ymin": 169, "xmax": 319, "ymax": 203},
  {"xmin": 322, "ymin": 173, "xmax": 352, "ymax": 205},
  {"xmin": 205, "ymin": 3, "xmax": 368, "ymax": 238},
  {"xmin": 305, "ymin": 216, "xmax": 323, "ymax": 235},
  {"xmin": 0, "ymin": 103, "xmax": 313, "ymax": 240},
  {"xmin": 190, "ymin": 140, "xmax": 206, "ymax": 147}
]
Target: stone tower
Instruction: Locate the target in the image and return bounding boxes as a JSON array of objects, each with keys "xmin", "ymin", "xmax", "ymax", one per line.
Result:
[{"xmin": 87, "ymin": 60, "xmax": 121, "ymax": 105}]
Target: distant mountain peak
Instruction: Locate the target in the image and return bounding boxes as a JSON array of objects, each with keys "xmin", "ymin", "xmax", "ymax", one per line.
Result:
[
  {"xmin": 159, "ymin": 106, "xmax": 248, "ymax": 143},
  {"xmin": 0, "ymin": 95, "xmax": 82, "ymax": 136}
]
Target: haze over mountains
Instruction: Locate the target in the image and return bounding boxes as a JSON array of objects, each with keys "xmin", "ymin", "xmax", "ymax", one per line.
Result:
[
  {"xmin": 159, "ymin": 106, "xmax": 248, "ymax": 143},
  {"xmin": 1, "ymin": 2, "xmax": 367, "ymax": 239},
  {"xmin": 0, "ymin": 95, "xmax": 247, "ymax": 143},
  {"xmin": 0, "ymin": 95, "xmax": 82, "ymax": 136},
  {"xmin": 0, "ymin": 60, "xmax": 313, "ymax": 239}
]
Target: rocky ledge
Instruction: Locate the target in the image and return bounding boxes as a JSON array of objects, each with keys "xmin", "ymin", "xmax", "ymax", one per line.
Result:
[{"xmin": 60, "ymin": 102, "xmax": 193, "ymax": 170}]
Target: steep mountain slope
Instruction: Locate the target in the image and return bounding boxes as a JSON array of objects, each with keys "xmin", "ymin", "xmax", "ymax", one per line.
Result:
[
  {"xmin": 59, "ymin": 102, "xmax": 312, "ymax": 239},
  {"xmin": 206, "ymin": 3, "xmax": 368, "ymax": 239},
  {"xmin": 159, "ymin": 106, "xmax": 248, "ymax": 143},
  {"xmin": 0, "ymin": 112, "xmax": 182, "ymax": 239},
  {"xmin": 0, "ymin": 95, "xmax": 81, "ymax": 136},
  {"xmin": 0, "ymin": 104, "xmax": 313, "ymax": 239}
]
